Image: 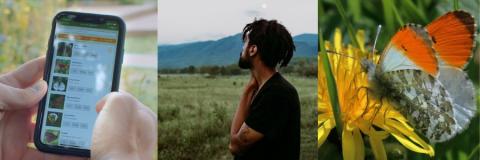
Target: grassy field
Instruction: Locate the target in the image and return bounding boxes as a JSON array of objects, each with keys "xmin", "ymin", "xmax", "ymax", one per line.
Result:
[{"xmin": 158, "ymin": 74, "xmax": 317, "ymax": 160}]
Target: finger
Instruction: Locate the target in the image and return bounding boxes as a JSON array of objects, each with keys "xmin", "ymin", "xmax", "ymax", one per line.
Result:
[
  {"xmin": 92, "ymin": 92, "xmax": 138, "ymax": 159},
  {"xmin": 0, "ymin": 56, "xmax": 45, "ymax": 88},
  {"xmin": 92, "ymin": 92, "xmax": 157, "ymax": 159},
  {"xmin": 95, "ymin": 93, "xmax": 112, "ymax": 113},
  {"xmin": 95, "ymin": 91, "xmax": 130, "ymax": 113},
  {"xmin": 95, "ymin": 92, "xmax": 136, "ymax": 115},
  {"xmin": 2, "ymin": 107, "xmax": 35, "ymax": 160},
  {"xmin": 43, "ymin": 153, "xmax": 88, "ymax": 160},
  {"xmin": 107, "ymin": 92, "xmax": 157, "ymax": 158},
  {"xmin": 28, "ymin": 106, "xmax": 39, "ymax": 142},
  {"xmin": 135, "ymin": 104, "xmax": 157, "ymax": 160},
  {"xmin": 23, "ymin": 148, "xmax": 88, "ymax": 160},
  {"xmin": 0, "ymin": 80, "xmax": 47, "ymax": 110},
  {"xmin": 138, "ymin": 104, "xmax": 157, "ymax": 124}
]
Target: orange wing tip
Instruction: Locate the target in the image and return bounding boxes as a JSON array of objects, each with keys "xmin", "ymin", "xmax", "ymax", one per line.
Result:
[
  {"xmin": 427, "ymin": 10, "xmax": 477, "ymax": 69},
  {"xmin": 390, "ymin": 24, "xmax": 438, "ymax": 76},
  {"xmin": 451, "ymin": 10, "xmax": 476, "ymax": 35}
]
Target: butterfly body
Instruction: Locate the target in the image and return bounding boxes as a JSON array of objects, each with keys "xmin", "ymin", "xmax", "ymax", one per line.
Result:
[{"xmin": 361, "ymin": 11, "xmax": 477, "ymax": 143}]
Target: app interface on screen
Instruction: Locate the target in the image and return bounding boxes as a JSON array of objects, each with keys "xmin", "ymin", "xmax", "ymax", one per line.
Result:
[{"xmin": 40, "ymin": 16, "xmax": 119, "ymax": 149}]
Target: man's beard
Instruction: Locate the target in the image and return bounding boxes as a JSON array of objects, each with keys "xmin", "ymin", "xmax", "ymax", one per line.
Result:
[{"xmin": 238, "ymin": 52, "xmax": 251, "ymax": 69}]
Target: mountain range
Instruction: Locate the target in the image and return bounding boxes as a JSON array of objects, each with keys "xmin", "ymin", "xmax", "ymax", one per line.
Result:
[{"xmin": 158, "ymin": 33, "xmax": 317, "ymax": 69}]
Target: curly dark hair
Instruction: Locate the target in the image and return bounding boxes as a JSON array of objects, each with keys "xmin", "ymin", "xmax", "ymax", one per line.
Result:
[{"xmin": 242, "ymin": 19, "xmax": 295, "ymax": 68}]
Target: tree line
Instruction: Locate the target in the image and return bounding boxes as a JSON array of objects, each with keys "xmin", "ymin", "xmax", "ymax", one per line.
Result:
[{"xmin": 158, "ymin": 57, "xmax": 317, "ymax": 77}]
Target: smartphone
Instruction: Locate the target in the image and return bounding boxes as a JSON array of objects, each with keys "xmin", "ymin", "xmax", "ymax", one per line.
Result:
[{"xmin": 34, "ymin": 11, "xmax": 125, "ymax": 157}]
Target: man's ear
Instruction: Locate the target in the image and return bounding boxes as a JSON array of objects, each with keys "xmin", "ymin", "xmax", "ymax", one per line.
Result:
[{"xmin": 248, "ymin": 45, "xmax": 257, "ymax": 57}]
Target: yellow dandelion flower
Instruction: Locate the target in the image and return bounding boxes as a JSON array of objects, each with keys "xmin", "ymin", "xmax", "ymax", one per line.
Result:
[{"xmin": 318, "ymin": 28, "xmax": 435, "ymax": 159}]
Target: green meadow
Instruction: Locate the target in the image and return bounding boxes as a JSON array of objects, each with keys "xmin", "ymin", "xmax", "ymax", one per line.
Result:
[{"xmin": 158, "ymin": 74, "xmax": 317, "ymax": 160}]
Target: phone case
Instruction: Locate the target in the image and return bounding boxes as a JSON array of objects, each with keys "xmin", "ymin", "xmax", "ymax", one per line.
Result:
[{"xmin": 33, "ymin": 11, "xmax": 125, "ymax": 157}]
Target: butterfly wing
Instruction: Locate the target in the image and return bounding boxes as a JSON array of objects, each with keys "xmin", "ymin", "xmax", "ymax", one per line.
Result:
[
  {"xmin": 427, "ymin": 10, "xmax": 477, "ymax": 137},
  {"xmin": 427, "ymin": 10, "xmax": 476, "ymax": 68},
  {"xmin": 381, "ymin": 69, "xmax": 456, "ymax": 142},
  {"xmin": 438, "ymin": 66, "xmax": 477, "ymax": 132},
  {"xmin": 376, "ymin": 24, "xmax": 460, "ymax": 142},
  {"xmin": 377, "ymin": 24, "xmax": 438, "ymax": 76}
]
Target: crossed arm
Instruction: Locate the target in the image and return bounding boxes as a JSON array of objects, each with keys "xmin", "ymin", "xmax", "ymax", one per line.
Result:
[{"xmin": 229, "ymin": 78, "xmax": 264, "ymax": 155}]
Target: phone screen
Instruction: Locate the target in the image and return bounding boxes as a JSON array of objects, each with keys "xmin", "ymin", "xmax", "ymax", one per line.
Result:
[{"xmin": 39, "ymin": 15, "xmax": 120, "ymax": 150}]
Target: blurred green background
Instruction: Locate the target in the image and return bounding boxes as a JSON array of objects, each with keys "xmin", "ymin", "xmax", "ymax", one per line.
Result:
[
  {"xmin": 0, "ymin": 0, "xmax": 157, "ymax": 106},
  {"xmin": 0, "ymin": 0, "xmax": 61, "ymax": 71},
  {"xmin": 319, "ymin": 0, "xmax": 479, "ymax": 159}
]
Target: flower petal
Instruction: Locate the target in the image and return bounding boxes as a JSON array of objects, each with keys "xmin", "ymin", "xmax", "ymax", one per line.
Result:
[
  {"xmin": 355, "ymin": 30, "xmax": 366, "ymax": 53},
  {"xmin": 318, "ymin": 118, "xmax": 334, "ymax": 147},
  {"xmin": 342, "ymin": 128, "xmax": 366, "ymax": 160},
  {"xmin": 390, "ymin": 133, "xmax": 434, "ymax": 156},
  {"xmin": 378, "ymin": 116, "xmax": 434, "ymax": 156},
  {"xmin": 334, "ymin": 28, "xmax": 342, "ymax": 53},
  {"xmin": 342, "ymin": 129, "xmax": 355, "ymax": 160},
  {"xmin": 389, "ymin": 128, "xmax": 434, "ymax": 156},
  {"xmin": 369, "ymin": 135, "xmax": 387, "ymax": 160},
  {"xmin": 353, "ymin": 128, "xmax": 365, "ymax": 160}
]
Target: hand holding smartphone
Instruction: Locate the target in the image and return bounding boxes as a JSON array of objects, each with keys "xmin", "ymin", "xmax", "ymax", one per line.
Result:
[{"xmin": 34, "ymin": 11, "xmax": 125, "ymax": 157}]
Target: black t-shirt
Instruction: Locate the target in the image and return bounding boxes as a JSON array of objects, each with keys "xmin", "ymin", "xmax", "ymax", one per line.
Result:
[{"xmin": 234, "ymin": 72, "xmax": 301, "ymax": 160}]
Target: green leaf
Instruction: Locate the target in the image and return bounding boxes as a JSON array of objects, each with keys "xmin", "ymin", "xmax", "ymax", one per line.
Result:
[
  {"xmin": 318, "ymin": 28, "xmax": 343, "ymax": 138},
  {"xmin": 402, "ymin": 0, "xmax": 428, "ymax": 23}
]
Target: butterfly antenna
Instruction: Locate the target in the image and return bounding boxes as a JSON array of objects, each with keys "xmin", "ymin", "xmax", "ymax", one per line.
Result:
[
  {"xmin": 326, "ymin": 50, "xmax": 360, "ymax": 61},
  {"xmin": 371, "ymin": 25, "xmax": 382, "ymax": 59}
]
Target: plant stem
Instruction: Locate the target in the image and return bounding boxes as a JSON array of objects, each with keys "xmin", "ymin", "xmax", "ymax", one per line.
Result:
[
  {"xmin": 467, "ymin": 143, "xmax": 480, "ymax": 160},
  {"xmin": 453, "ymin": 0, "xmax": 459, "ymax": 10},
  {"xmin": 319, "ymin": 28, "xmax": 343, "ymax": 137}
]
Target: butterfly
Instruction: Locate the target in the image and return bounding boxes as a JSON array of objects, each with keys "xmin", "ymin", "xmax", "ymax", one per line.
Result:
[{"xmin": 361, "ymin": 10, "xmax": 477, "ymax": 143}]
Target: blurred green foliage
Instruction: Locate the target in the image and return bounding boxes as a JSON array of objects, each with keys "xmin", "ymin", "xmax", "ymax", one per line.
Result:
[
  {"xmin": 122, "ymin": 67, "xmax": 157, "ymax": 112},
  {"xmin": 125, "ymin": 35, "xmax": 157, "ymax": 54},
  {"xmin": 0, "ymin": 0, "xmax": 64, "ymax": 73},
  {"xmin": 319, "ymin": 0, "xmax": 479, "ymax": 50}
]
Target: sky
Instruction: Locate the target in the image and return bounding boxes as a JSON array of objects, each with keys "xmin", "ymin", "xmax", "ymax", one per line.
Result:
[{"xmin": 157, "ymin": 0, "xmax": 317, "ymax": 45}]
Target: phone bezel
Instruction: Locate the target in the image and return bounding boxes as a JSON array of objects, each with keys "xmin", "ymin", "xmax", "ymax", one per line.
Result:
[{"xmin": 33, "ymin": 11, "xmax": 125, "ymax": 157}]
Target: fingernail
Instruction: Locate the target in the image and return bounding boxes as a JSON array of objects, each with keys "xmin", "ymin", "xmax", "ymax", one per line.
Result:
[{"xmin": 32, "ymin": 80, "xmax": 45, "ymax": 92}]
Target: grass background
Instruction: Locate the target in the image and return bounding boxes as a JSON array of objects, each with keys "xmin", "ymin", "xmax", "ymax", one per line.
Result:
[{"xmin": 158, "ymin": 74, "xmax": 317, "ymax": 160}]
